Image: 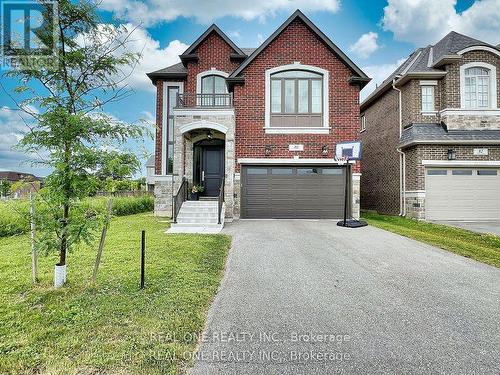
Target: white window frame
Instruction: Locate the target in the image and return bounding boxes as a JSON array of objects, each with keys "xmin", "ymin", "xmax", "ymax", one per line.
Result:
[
  {"xmin": 360, "ymin": 115, "xmax": 366, "ymax": 132},
  {"xmin": 460, "ymin": 62, "xmax": 497, "ymax": 109},
  {"xmin": 264, "ymin": 63, "xmax": 330, "ymax": 134},
  {"xmin": 162, "ymin": 82, "xmax": 184, "ymax": 175},
  {"xmin": 419, "ymin": 80, "xmax": 437, "ymax": 115},
  {"xmin": 196, "ymin": 69, "xmax": 229, "ymax": 94}
]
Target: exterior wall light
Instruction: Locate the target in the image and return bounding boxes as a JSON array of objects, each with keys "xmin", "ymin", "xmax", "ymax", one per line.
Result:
[
  {"xmin": 322, "ymin": 145, "xmax": 328, "ymax": 155},
  {"xmin": 447, "ymin": 149, "xmax": 456, "ymax": 160},
  {"xmin": 265, "ymin": 145, "xmax": 272, "ymax": 156}
]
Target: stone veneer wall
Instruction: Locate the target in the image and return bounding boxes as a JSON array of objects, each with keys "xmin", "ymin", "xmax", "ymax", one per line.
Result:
[
  {"xmin": 351, "ymin": 173, "xmax": 361, "ymax": 220},
  {"xmin": 154, "ymin": 112, "xmax": 236, "ymax": 219},
  {"xmin": 441, "ymin": 112, "xmax": 500, "ymax": 130}
]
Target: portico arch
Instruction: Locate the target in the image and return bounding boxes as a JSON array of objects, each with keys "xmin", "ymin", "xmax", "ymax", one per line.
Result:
[{"xmin": 178, "ymin": 120, "xmax": 228, "ymax": 135}]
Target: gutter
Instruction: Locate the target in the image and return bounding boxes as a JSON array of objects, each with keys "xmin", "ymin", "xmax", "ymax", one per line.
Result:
[{"xmin": 392, "ymin": 76, "xmax": 406, "ymax": 217}]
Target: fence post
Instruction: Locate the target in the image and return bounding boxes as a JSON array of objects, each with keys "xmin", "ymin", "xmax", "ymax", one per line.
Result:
[{"xmin": 140, "ymin": 230, "xmax": 145, "ymax": 289}]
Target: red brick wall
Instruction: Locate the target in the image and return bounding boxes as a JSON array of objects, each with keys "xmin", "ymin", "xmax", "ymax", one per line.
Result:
[
  {"xmin": 185, "ymin": 31, "xmax": 240, "ymax": 94},
  {"xmin": 154, "ymin": 80, "xmax": 164, "ymax": 174},
  {"xmin": 233, "ymin": 19, "xmax": 362, "ymax": 172}
]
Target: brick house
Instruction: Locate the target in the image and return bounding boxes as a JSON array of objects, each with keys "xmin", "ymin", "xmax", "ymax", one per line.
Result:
[
  {"xmin": 360, "ymin": 32, "xmax": 500, "ymax": 221},
  {"xmin": 147, "ymin": 10, "xmax": 369, "ymax": 230}
]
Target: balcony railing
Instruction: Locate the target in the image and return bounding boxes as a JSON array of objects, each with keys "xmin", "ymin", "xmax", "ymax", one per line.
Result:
[{"xmin": 176, "ymin": 93, "xmax": 233, "ymax": 109}]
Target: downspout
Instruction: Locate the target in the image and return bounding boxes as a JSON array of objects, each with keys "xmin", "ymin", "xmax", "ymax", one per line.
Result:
[{"xmin": 392, "ymin": 76, "xmax": 406, "ymax": 216}]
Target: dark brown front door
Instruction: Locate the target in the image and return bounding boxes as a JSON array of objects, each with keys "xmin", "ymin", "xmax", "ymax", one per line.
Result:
[{"xmin": 202, "ymin": 146, "xmax": 224, "ymax": 196}]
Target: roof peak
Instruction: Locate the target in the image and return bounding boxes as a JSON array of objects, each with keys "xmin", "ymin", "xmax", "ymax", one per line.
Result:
[{"xmin": 228, "ymin": 9, "xmax": 369, "ymax": 83}]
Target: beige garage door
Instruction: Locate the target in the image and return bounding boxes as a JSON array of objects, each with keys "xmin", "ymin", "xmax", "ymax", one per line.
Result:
[{"xmin": 426, "ymin": 168, "xmax": 500, "ymax": 221}]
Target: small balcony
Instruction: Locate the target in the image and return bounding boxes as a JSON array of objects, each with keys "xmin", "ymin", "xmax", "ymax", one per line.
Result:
[{"xmin": 176, "ymin": 93, "xmax": 233, "ymax": 109}]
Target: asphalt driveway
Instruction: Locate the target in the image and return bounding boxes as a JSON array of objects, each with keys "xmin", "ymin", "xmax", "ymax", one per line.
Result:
[
  {"xmin": 190, "ymin": 220, "xmax": 500, "ymax": 374},
  {"xmin": 434, "ymin": 221, "xmax": 500, "ymax": 236}
]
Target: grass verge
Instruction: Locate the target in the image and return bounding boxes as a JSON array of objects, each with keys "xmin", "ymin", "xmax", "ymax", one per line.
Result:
[
  {"xmin": 0, "ymin": 213, "xmax": 231, "ymax": 374},
  {"xmin": 362, "ymin": 211, "xmax": 500, "ymax": 268}
]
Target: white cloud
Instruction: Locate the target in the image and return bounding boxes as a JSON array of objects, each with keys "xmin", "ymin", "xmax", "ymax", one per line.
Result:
[
  {"xmin": 382, "ymin": 0, "xmax": 500, "ymax": 45},
  {"xmin": 76, "ymin": 24, "xmax": 188, "ymax": 92},
  {"xmin": 0, "ymin": 106, "xmax": 46, "ymax": 174},
  {"xmin": 99, "ymin": 0, "xmax": 340, "ymax": 26},
  {"xmin": 124, "ymin": 27, "xmax": 188, "ymax": 92},
  {"xmin": 350, "ymin": 32, "xmax": 380, "ymax": 58},
  {"xmin": 360, "ymin": 58, "xmax": 407, "ymax": 101}
]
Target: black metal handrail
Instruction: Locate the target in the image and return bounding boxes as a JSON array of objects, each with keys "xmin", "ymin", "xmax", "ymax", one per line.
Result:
[
  {"xmin": 217, "ymin": 177, "xmax": 225, "ymax": 225},
  {"xmin": 172, "ymin": 177, "xmax": 188, "ymax": 223},
  {"xmin": 176, "ymin": 93, "xmax": 233, "ymax": 108}
]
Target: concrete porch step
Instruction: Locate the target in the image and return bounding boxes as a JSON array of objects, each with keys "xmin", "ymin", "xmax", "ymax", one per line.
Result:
[
  {"xmin": 167, "ymin": 223, "xmax": 224, "ymax": 234},
  {"xmin": 176, "ymin": 217, "xmax": 219, "ymax": 224},
  {"xmin": 166, "ymin": 204, "xmax": 225, "ymax": 234}
]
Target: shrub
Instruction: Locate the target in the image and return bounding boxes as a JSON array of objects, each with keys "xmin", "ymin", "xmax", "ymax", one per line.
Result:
[{"xmin": 0, "ymin": 195, "xmax": 154, "ymax": 237}]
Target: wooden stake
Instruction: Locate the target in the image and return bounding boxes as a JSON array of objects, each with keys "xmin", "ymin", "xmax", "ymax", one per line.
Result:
[
  {"xmin": 30, "ymin": 193, "xmax": 38, "ymax": 283},
  {"xmin": 91, "ymin": 198, "xmax": 113, "ymax": 284}
]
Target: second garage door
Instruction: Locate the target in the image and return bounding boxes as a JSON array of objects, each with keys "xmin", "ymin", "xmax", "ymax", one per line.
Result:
[
  {"xmin": 426, "ymin": 167, "xmax": 500, "ymax": 221},
  {"xmin": 241, "ymin": 166, "xmax": 347, "ymax": 219}
]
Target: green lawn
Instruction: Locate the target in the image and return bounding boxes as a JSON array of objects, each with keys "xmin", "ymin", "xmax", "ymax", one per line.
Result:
[
  {"xmin": 0, "ymin": 213, "xmax": 231, "ymax": 374},
  {"xmin": 363, "ymin": 212, "xmax": 500, "ymax": 268}
]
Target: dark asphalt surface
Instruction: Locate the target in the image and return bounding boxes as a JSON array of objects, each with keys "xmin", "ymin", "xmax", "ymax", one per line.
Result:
[{"xmin": 190, "ymin": 220, "xmax": 500, "ymax": 374}]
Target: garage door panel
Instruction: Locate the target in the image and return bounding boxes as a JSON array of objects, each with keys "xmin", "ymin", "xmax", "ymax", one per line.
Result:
[
  {"xmin": 242, "ymin": 166, "xmax": 346, "ymax": 219},
  {"xmin": 426, "ymin": 168, "xmax": 500, "ymax": 221}
]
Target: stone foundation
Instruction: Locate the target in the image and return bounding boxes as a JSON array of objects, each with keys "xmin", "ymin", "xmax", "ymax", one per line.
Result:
[
  {"xmin": 404, "ymin": 192, "xmax": 426, "ymax": 220},
  {"xmin": 351, "ymin": 173, "xmax": 361, "ymax": 220},
  {"xmin": 154, "ymin": 178, "xmax": 174, "ymax": 217}
]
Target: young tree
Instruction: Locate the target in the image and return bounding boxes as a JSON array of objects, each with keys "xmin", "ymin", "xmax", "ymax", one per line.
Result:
[
  {"xmin": 4, "ymin": 0, "xmax": 148, "ymax": 284},
  {"xmin": 0, "ymin": 179, "xmax": 11, "ymax": 197}
]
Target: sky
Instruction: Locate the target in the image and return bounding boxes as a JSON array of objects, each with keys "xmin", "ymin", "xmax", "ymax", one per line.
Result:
[{"xmin": 1, "ymin": 0, "xmax": 499, "ymax": 177}]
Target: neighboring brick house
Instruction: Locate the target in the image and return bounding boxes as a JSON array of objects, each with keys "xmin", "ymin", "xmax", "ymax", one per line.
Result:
[
  {"xmin": 147, "ymin": 10, "xmax": 369, "ymax": 228},
  {"xmin": 360, "ymin": 32, "xmax": 500, "ymax": 221}
]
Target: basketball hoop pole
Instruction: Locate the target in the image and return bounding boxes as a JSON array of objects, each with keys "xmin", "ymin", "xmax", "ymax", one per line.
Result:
[{"xmin": 342, "ymin": 158, "xmax": 350, "ymax": 226}]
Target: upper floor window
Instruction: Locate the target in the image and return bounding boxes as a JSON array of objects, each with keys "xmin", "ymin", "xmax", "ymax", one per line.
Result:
[
  {"xmin": 200, "ymin": 74, "xmax": 229, "ymax": 106},
  {"xmin": 270, "ymin": 70, "xmax": 323, "ymax": 127},
  {"xmin": 201, "ymin": 75, "xmax": 227, "ymax": 94},
  {"xmin": 360, "ymin": 115, "xmax": 366, "ymax": 132},
  {"xmin": 464, "ymin": 67, "xmax": 490, "ymax": 108},
  {"xmin": 265, "ymin": 64, "xmax": 329, "ymax": 134},
  {"xmin": 421, "ymin": 86, "xmax": 435, "ymax": 112}
]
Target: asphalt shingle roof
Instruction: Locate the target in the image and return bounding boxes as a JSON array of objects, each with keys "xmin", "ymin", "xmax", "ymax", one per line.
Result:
[
  {"xmin": 400, "ymin": 123, "xmax": 500, "ymax": 147},
  {"xmin": 361, "ymin": 31, "xmax": 500, "ymax": 110}
]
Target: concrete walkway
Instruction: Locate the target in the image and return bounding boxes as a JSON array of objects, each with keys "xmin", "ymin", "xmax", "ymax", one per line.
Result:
[
  {"xmin": 434, "ymin": 220, "xmax": 500, "ymax": 236},
  {"xmin": 190, "ymin": 220, "xmax": 500, "ymax": 374}
]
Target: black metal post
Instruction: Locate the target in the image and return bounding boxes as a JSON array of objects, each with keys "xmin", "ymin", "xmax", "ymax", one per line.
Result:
[
  {"xmin": 343, "ymin": 161, "xmax": 350, "ymax": 226},
  {"xmin": 140, "ymin": 230, "xmax": 145, "ymax": 289}
]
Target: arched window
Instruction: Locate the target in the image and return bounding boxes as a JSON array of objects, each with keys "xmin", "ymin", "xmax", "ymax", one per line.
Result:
[
  {"xmin": 270, "ymin": 70, "xmax": 324, "ymax": 127},
  {"xmin": 201, "ymin": 75, "xmax": 227, "ymax": 94},
  {"xmin": 464, "ymin": 67, "xmax": 491, "ymax": 108},
  {"xmin": 200, "ymin": 74, "xmax": 228, "ymax": 106},
  {"xmin": 265, "ymin": 64, "xmax": 329, "ymax": 133}
]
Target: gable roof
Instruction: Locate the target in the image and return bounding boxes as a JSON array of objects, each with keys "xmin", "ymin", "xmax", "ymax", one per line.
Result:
[
  {"xmin": 228, "ymin": 10, "xmax": 369, "ymax": 86},
  {"xmin": 361, "ymin": 31, "xmax": 500, "ymax": 111},
  {"xmin": 180, "ymin": 24, "xmax": 245, "ymax": 63}
]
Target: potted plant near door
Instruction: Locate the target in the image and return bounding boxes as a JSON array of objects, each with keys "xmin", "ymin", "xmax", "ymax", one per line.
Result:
[{"xmin": 190, "ymin": 185, "xmax": 204, "ymax": 201}]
